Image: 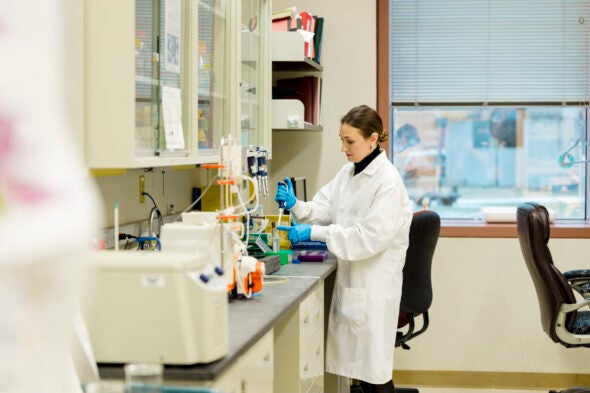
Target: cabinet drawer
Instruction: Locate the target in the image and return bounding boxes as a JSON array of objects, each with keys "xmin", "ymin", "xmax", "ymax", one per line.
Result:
[
  {"xmin": 299, "ymin": 283, "xmax": 324, "ymax": 393},
  {"xmin": 299, "ymin": 283, "xmax": 324, "ymax": 335},
  {"xmin": 210, "ymin": 364, "xmax": 242, "ymax": 393},
  {"xmin": 299, "ymin": 329, "xmax": 324, "ymax": 390},
  {"xmin": 239, "ymin": 329, "xmax": 274, "ymax": 393},
  {"xmin": 212, "ymin": 329, "xmax": 273, "ymax": 393},
  {"xmin": 308, "ymin": 376, "xmax": 324, "ymax": 393}
]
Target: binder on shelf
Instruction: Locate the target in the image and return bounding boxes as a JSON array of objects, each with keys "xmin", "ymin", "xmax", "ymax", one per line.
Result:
[
  {"xmin": 313, "ymin": 16, "xmax": 324, "ymax": 64},
  {"xmin": 274, "ymin": 76, "xmax": 321, "ymax": 126},
  {"xmin": 293, "ymin": 11, "xmax": 313, "ymax": 31},
  {"xmin": 314, "ymin": 77, "xmax": 322, "ymax": 126},
  {"xmin": 293, "ymin": 11, "xmax": 315, "ymax": 59}
]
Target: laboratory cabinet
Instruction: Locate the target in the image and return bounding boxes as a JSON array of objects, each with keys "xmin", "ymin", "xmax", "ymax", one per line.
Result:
[
  {"xmin": 271, "ymin": 31, "xmax": 323, "ymax": 131},
  {"xmin": 209, "ymin": 328, "xmax": 274, "ymax": 393},
  {"xmin": 196, "ymin": 0, "xmax": 234, "ymax": 160},
  {"xmin": 84, "ymin": 0, "xmax": 272, "ymax": 169},
  {"xmin": 240, "ymin": 0, "xmax": 272, "ymax": 156},
  {"xmin": 274, "ymin": 281, "xmax": 325, "ymax": 393}
]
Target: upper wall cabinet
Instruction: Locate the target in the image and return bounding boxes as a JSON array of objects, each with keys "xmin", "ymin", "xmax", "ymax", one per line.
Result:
[
  {"xmin": 84, "ymin": 0, "xmax": 228, "ymax": 168},
  {"xmin": 197, "ymin": 0, "xmax": 233, "ymax": 159},
  {"xmin": 239, "ymin": 0, "xmax": 272, "ymax": 156},
  {"xmin": 84, "ymin": 0, "xmax": 270, "ymax": 169}
]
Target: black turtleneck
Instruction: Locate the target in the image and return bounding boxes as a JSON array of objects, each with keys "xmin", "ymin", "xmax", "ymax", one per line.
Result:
[{"xmin": 354, "ymin": 147, "xmax": 381, "ymax": 176}]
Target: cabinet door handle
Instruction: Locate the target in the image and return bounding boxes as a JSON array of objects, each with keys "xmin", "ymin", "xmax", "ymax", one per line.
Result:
[{"xmin": 264, "ymin": 352, "xmax": 271, "ymax": 362}]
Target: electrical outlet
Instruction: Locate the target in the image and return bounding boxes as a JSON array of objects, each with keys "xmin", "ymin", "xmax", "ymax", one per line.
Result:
[{"xmin": 139, "ymin": 175, "xmax": 145, "ymax": 203}]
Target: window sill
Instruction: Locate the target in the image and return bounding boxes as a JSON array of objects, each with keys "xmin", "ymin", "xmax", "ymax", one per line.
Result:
[{"xmin": 441, "ymin": 220, "xmax": 590, "ymax": 239}]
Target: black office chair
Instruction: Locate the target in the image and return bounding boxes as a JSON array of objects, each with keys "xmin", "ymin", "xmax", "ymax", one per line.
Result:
[
  {"xmin": 350, "ymin": 210, "xmax": 440, "ymax": 393},
  {"xmin": 395, "ymin": 210, "xmax": 441, "ymax": 393},
  {"xmin": 516, "ymin": 202, "xmax": 590, "ymax": 393}
]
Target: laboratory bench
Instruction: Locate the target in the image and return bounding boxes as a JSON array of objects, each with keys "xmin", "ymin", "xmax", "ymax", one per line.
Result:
[{"xmin": 97, "ymin": 257, "xmax": 337, "ymax": 389}]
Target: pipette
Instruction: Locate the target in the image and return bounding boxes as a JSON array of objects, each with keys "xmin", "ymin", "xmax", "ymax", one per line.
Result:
[
  {"xmin": 277, "ymin": 181, "xmax": 286, "ymax": 226},
  {"xmin": 257, "ymin": 148, "xmax": 268, "ymax": 197}
]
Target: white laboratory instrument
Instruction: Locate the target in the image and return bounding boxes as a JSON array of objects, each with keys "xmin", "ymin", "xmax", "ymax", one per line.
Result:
[
  {"xmin": 160, "ymin": 215, "xmax": 234, "ymax": 289},
  {"xmin": 82, "ymin": 250, "xmax": 228, "ymax": 365}
]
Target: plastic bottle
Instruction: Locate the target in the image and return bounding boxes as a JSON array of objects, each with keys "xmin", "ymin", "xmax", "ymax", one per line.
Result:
[{"xmin": 272, "ymin": 222, "xmax": 280, "ymax": 252}]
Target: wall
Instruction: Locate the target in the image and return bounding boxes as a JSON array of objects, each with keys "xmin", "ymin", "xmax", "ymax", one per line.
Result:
[
  {"xmin": 397, "ymin": 237, "xmax": 590, "ymax": 375},
  {"xmin": 92, "ymin": 168, "xmax": 202, "ymax": 228}
]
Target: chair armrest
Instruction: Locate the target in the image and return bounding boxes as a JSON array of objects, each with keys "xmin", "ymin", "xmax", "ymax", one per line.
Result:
[
  {"xmin": 556, "ymin": 297, "xmax": 590, "ymax": 346},
  {"xmin": 560, "ymin": 297, "xmax": 590, "ymax": 313}
]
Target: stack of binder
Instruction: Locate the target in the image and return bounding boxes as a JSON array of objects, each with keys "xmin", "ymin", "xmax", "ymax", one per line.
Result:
[
  {"xmin": 273, "ymin": 76, "xmax": 322, "ymax": 126},
  {"xmin": 271, "ymin": 7, "xmax": 324, "ymax": 64}
]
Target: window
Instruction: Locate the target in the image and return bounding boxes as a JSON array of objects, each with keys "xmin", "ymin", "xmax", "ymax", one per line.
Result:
[{"xmin": 388, "ymin": 0, "xmax": 590, "ymax": 220}]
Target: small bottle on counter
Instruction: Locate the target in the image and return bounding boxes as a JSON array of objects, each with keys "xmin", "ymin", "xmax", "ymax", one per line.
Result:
[{"xmin": 272, "ymin": 222, "xmax": 280, "ymax": 252}]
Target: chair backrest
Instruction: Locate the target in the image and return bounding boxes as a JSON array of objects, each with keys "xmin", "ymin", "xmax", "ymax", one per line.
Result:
[
  {"xmin": 400, "ymin": 210, "xmax": 441, "ymax": 315},
  {"xmin": 516, "ymin": 202, "xmax": 578, "ymax": 343}
]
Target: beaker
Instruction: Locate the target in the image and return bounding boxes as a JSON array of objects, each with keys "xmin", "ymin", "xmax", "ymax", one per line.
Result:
[{"xmin": 124, "ymin": 363, "xmax": 163, "ymax": 393}]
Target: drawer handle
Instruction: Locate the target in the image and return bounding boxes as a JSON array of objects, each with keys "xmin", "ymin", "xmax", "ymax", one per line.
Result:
[{"xmin": 316, "ymin": 346, "xmax": 321, "ymax": 355}]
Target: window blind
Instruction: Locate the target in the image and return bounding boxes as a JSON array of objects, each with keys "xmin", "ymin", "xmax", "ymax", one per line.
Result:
[{"xmin": 389, "ymin": 0, "xmax": 590, "ymax": 105}]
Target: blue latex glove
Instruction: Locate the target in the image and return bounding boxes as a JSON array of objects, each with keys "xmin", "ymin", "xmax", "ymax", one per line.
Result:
[
  {"xmin": 274, "ymin": 177, "xmax": 297, "ymax": 209},
  {"xmin": 278, "ymin": 222, "xmax": 311, "ymax": 244}
]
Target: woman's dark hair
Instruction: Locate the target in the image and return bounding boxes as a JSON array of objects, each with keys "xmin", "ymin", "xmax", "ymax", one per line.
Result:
[{"xmin": 340, "ymin": 105, "xmax": 388, "ymax": 143}]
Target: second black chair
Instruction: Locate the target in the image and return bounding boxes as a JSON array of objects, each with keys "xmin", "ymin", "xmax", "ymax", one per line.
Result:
[{"xmin": 516, "ymin": 202, "xmax": 590, "ymax": 393}]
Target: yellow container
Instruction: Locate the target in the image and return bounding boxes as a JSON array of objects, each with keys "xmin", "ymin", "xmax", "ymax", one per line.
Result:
[
  {"xmin": 200, "ymin": 185, "xmax": 238, "ymax": 212},
  {"xmin": 264, "ymin": 214, "xmax": 291, "ymax": 249}
]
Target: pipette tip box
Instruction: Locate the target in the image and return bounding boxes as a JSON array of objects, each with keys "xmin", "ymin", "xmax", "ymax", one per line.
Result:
[
  {"xmin": 296, "ymin": 250, "xmax": 328, "ymax": 262},
  {"xmin": 259, "ymin": 254, "xmax": 281, "ymax": 274}
]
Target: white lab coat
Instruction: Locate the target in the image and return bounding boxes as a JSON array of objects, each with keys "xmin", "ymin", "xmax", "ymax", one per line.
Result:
[{"xmin": 290, "ymin": 151, "xmax": 412, "ymax": 384}]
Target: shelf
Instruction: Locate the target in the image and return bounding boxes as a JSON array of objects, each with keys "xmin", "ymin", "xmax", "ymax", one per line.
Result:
[
  {"xmin": 271, "ymin": 31, "xmax": 322, "ymax": 71},
  {"xmin": 272, "ymin": 57, "xmax": 322, "ymax": 72},
  {"xmin": 271, "ymin": 99, "xmax": 322, "ymax": 131},
  {"xmin": 273, "ymin": 124, "xmax": 323, "ymax": 132}
]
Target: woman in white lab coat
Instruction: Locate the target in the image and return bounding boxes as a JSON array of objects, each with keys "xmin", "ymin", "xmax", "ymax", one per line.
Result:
[{"xmin": 276, "ymin": 105, "xmax": 412, "ymax": 393}]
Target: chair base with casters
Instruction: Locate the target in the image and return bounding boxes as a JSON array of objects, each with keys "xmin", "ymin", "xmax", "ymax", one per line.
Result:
[
  {"xmin": 393, "ymin": 311, "xmax": 429, "ymax": 393},
  {"xmin": 517, "ymin": 202, "xmax": 590, "ymax": 393},
  {"xmin": 396, "ymin": 388, "xmax": 419, "ymax": 393},
  {"xmin": 349, "ymin": 382, "xmax": 419, "ymax": 393}
]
